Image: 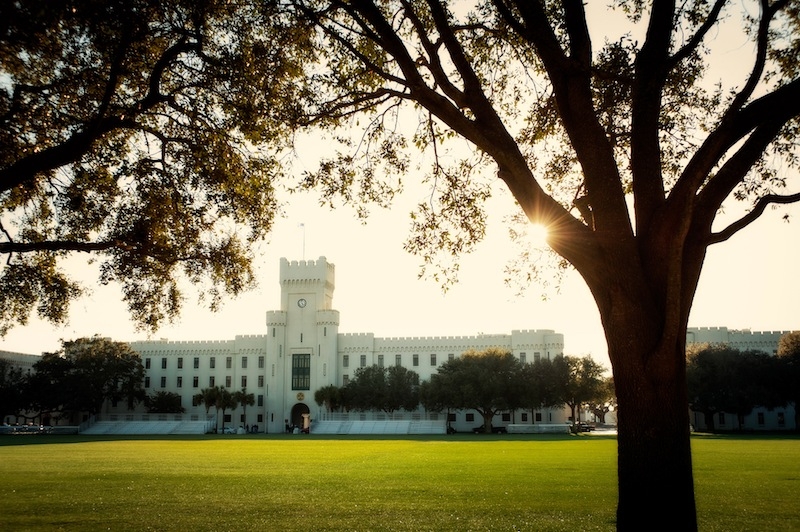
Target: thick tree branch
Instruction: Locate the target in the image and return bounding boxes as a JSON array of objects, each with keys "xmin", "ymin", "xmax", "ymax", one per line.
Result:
[
  {"xmin": 672, "ymin": 77, "xmax": 800, "ymax": 205},
  {"xmin": 0, "ymin": 40, "xmax": 201, "ymax": 196},
  {"xmin": 709, "ymin": 192, "xmax": 800, "ymax": 244},
  {"xmin": 630, "ymin": 0, "xmax": 677, "ymax": 232},
  {"xmin": 0, "ymin": 240, "xmax": 122, "ymax": 255}
]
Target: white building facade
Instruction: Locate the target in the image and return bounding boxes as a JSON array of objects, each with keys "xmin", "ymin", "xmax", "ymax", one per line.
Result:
[{"xmin": 125, "ymin": 257, "xmax": 567, "ymax": 433}]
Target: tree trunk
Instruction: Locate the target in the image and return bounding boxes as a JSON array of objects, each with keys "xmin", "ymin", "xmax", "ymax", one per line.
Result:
[
  {"xmin": 610, "ymin": 331, "xmax": 697, "ymax": 531},
  {"xmin": 703, "ymin": 411, "xmax": 716, "ymax": 432}
]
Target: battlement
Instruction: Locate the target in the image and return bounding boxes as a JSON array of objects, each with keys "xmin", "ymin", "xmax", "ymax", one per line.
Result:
[{"xmin": 280, "ymin": 256, "xmax": 335, "ymax": 284}]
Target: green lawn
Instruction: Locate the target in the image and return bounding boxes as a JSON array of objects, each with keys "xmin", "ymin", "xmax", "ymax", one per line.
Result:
[{"xmin": 0, "ymin": 433, "xmax": 797, "ymax": 531}]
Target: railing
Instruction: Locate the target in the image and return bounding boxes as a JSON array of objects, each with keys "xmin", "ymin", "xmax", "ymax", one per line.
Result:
[{"xmin": 317, "ymin": 411, "xmax": 441, "ymax": 422}]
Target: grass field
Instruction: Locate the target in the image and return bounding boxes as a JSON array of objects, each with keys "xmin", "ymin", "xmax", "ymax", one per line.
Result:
[{"xmin": 1, "ymin": 433, "xmax": 798, "ymax": 531}]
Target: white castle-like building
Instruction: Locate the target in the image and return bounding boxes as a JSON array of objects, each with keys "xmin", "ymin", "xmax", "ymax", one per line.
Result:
[
  {"xmin": 3, "ymin": 256, "xmax": 796, "ymax": 433},
  {"xmin": 122, "ymin": 257, "xmax": 567, "ymax": 434}
]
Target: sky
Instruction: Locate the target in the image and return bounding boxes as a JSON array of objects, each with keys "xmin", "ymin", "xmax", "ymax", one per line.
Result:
[{"xmin": 2, "ymin": 5, "xmax": 799, "ymax": 368}]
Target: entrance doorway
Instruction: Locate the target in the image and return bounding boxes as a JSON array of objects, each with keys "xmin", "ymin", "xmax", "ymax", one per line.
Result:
[{"xmin": 290, "ymin": 403, "xmax": 310, "ymax": 430}]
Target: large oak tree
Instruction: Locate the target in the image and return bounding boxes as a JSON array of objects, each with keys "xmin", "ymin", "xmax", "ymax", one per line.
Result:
[
  {"xmin": 3, "ymin": 1, "xmax": 800, "ymax": 529},
  {"xmin": 269, "ymin": 3, "xmax": 800, "ymax": 529}
]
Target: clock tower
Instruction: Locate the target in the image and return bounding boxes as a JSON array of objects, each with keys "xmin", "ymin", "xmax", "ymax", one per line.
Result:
[{"xmin": 265, "ymin": 257, "xmax": 339, "ymax": 433}]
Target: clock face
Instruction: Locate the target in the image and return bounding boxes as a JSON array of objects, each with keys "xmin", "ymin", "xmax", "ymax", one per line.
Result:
[{"xmin": 297, "ymin": 298, "xmax": 307, "ymax": 308}]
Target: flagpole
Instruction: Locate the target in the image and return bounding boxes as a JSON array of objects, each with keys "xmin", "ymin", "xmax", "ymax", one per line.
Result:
[{"xmin": 299, "ymin": 223, "xmax": 305, "ymax": 260}]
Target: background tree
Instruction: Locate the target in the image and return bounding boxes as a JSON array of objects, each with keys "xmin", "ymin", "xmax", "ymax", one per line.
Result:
[
  {"xmin": 384, "ymin": 365, "xmax": 421, "ymax": 413},
  {"xmin": 425, "ymin": 348, "xmax": 524, "ymax": 433},
  {"xmin": 726, "ymin": 350, "xmax": 784, "ymax": 430},
  {"xmin": 23, "ymin": 352, "xmax": 74, "ymax": 424},
  {"xmin": 587, "ymin": 377, "xmax": 617, "ymax": 425},
  {"xmin": 233, "ymin": 388, "xmax": 255, "ymax": 427},
  {"xmin": 0, "ymin": 358, "xmax": 27, "ymax": 423},
  {"xmin": 215, "ymin": 387, "xmax": 237, "ymax": 433},
  {"xmin": 314, "ymin": 384, "xmax": 344, "ymax": 413},
  {"xmin": 686, "ymin": 345, "xmax": 732, "ymax": 431},
  {"xmin": 0, "ymin": 0, "xmax": 302, "ymax": 333},
  {"xmin": 554, "ymin": 355, "xmax": 605, "ymax": 431},
  {"xmin": 145, "ymin": 391, "xmax": 185, "ymax": 414},
  {"xmin": 26, "ymin": 337, "xmax": 145, "ymax": 422},
  {"xmin": 192, "ymin": 387, "xmax": 219, "ymax": 419},
  {"xmin": 777, "ymin": 331, "xmax": 800, "ymax": 432},
  {"xmin": 64, "ymin": 337, "xmax": 146, "ymax": 415},
  {"xmin": 687, "ymin": 344, "xmax": 784, "ymax": 431},
  {"xmin": 520, "ymin": 356, "xmax": 568, "ymax": 419},
  {"xmin": 344, "ymin": 365, "xmax": 420, "ymax": 414}
]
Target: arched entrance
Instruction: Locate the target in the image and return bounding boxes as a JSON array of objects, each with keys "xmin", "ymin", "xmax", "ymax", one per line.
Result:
[{"xmin": 290, "ymin": 403, "xmax": 310, "ymax": 431}]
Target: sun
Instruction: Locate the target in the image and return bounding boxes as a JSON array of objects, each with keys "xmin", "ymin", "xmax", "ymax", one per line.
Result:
[{"xmin": 527, "ymin": 223, "xmax": 550, "ymax": 248}]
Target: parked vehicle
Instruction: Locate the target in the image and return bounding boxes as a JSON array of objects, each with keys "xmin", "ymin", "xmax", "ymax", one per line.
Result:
[{"xmin": 472, "ymin": 425, "xmax": 507, "ymax": 434}]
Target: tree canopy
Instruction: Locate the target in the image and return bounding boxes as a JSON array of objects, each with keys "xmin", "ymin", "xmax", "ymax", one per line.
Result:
[
  {"xmin": 687, "ymin": 344, "xmax": 788, "ymax": 430},
  {"xmin": 422, "ymin": 348, "xmax": 524, "ymax": 433},
  {"xmin": 26, "ymin": 336, "xmax": 145, "ymax": 422},
  {"xmin": 344, "ymin": 364, "xmax": 420, "ymax": 413},
  {"xmin": 0, "ymin": 0, "xmax": 299, "ymax": 333}
]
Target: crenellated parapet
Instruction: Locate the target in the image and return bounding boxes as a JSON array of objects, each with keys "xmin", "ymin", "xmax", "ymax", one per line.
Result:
[
  {"xmin": 687, "ymin": 327, "xmax": 793, "ymax": 354},
  {"xmin": 266, "ymin": 311, "xmax": 287, "ymax": 327},
  {"xmin": 316, "ymin": 309, "xmax": 340, "ymax": 326}
]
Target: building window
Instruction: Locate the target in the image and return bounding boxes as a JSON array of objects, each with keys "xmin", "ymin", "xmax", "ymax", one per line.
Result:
[
  {"xmin": 521, "ymin": 413, "xmax": 528, "ymax": 422},
  {"xmin": 519, "ymin": 353, "xmax": 526, "ymax": 364},
  {"xmin": 534, "ymin": 352, "xmax": 541, "ymax": 363},
  {"xmin": 360, "ymin": 355, "xmax": 366, "ymax": 367},
  {"xmin": 193, "ymin": 357, "xmax": 199, "ymax": 369},
  {"xmin": 177, "ymin": 376, "xmax": 182, "ymax": 388},
  {"xmin": 210, "ymin": 357, "xmax": 216, "ymax": 369},
  {"xmin": 160, "ymin": 376, "xmax": 166, "ymax": 388},
  {"xmin": 466, "ymin": 413, "xmax": 475, "ymax": 422},
  {"xmin": 258, "ymin": 375, "xmax": 264, "ymax": 388},
  {"xmin": 757, "ymin": 412, "xmax": 765, "ymax": 425},
  {"xmin": 343, "ymin": 375, "xmax": 349, "ymax": 386},
  {"xmin": 718, "ymin": 412, "xmax": 726, "ymax": 425},
  {"xmin": 145, "ymin": 358, "xmax": 151, "ymax": 369},
  {"xmin": 242, "ymin": 356, "xmax": 248, "ymax": 369},
  {"xmin": 161, "ymin": 358, "xmax": 167, "ymax": 369},
  {"xmin": 241, "ymin": 376, "xmax": 247, "ymax": 388},
  {"xmin": 343, "ymin": 355, "xmax": 349, "ymax": 368},
  {"xmin": 292, "ymin": 354, "xmax": 311, "ymax": 390},
  {"xmin": 225, "ymin": 376, "xmax": 232, "ymax": 388},
  {"xmin": 378, "ymin": 355, "xmax": 384, "ymax": 367},
  {"xmin": 226, "ymin": 356, "xmax": 232, "ymax": 369},
  {"xmin": 258, "ymin": 356, "xmax": 265, "ymax": 369},
  {"xmin": 192, "ymin": 376, "xmax": 198, "ymax": 388},
  {"xmin": 430, "ymin": 354, "xmax": 437, "ymax": 366},
  {"xmin": 145, "ymin": 377, "xmax": 150, "ymax": 388},
  {"xmin": 502, "ymin": 413, "xmax": 511, "ymax": 422},
  {"xmin": 448, "ymin": 353, "xmax": 454, "ymax": 361},
  {"xmin": 258, "ymin": 395, "xmax": 264, "ymax": 407},
  {"xmin": 448, "ymin": 413, "xmax": 456, "ymax": 422},
  {"xmin": 395, "ymin": 354, "xmax": 401, "ymax": 366},
  {"xmin": 209, "ymin": 376, "xmax": 215, "ymax": 387},
  {"xmin": 413, "ymin": 354, "xmax": 419, "ymax": 367},
  {"xmin": 177, "ymin": 357, "xmax": 183, "ymax": 369}
]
